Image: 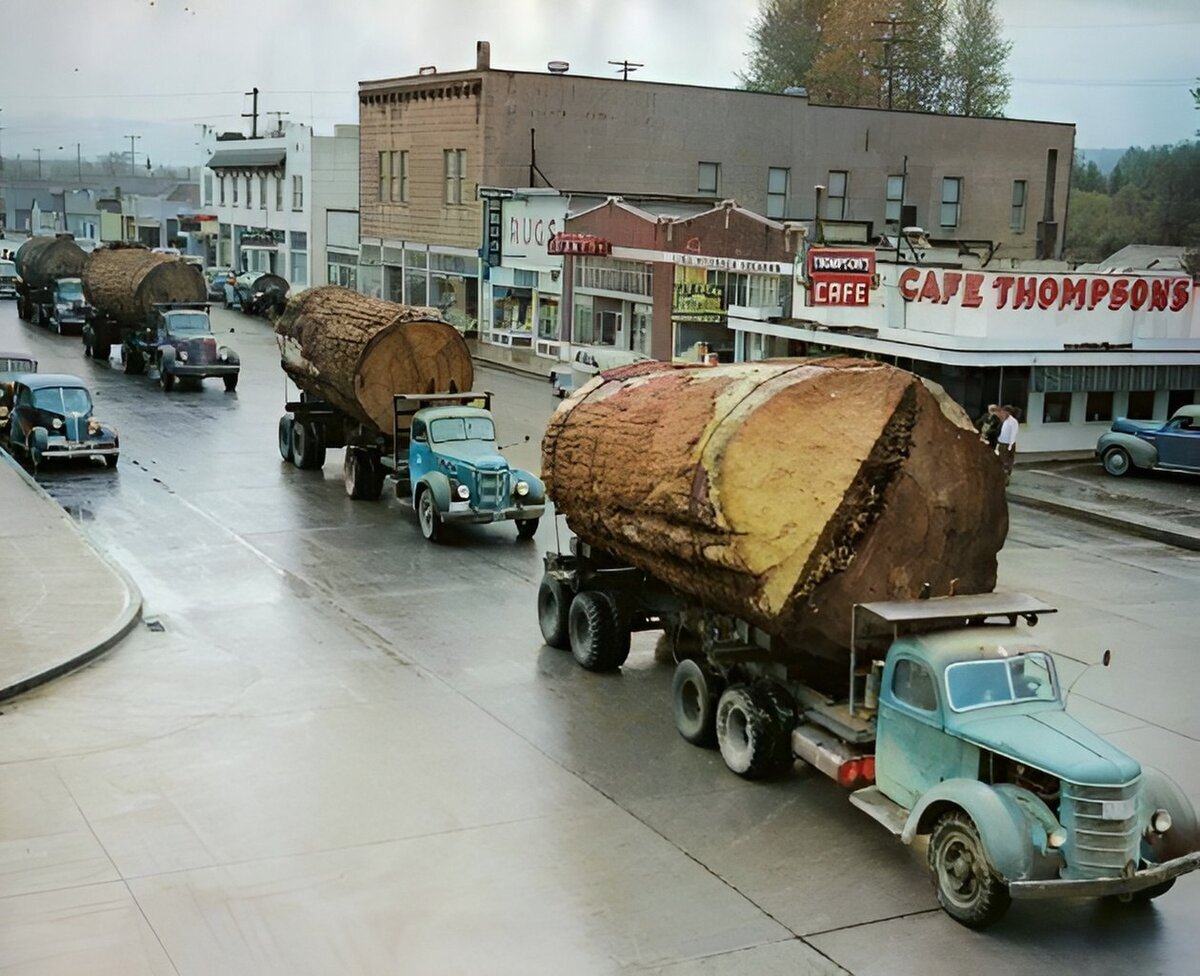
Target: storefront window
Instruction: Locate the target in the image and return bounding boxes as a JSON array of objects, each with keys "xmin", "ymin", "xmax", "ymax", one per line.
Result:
[
  {"xmin": 385, "ymin": 266, "xmax": 404, "ymax": 304},
  {"xmin": 328, "ymin": 253, "xmax": 357, "ymax": 289},
  {"xmin": 1126, "ymin": 390, "xmax": 1155, "ymax": 420},
  {"xmin": 573, "ymin": 295, "xmax": 594, "ymax": 344},
  {"xmin": 1085, "ymin": 391, "xmax": 1114, "ymax": 422},
  {"xmin": 1042, "ymin": 392, "xmax": 1072, "ymax": 424},
  {"xmin": 359, "ymin": 264, "xmax": 382, "ymax": 298},
  {"xmin": 538, "ymin": 296, "xmax": 561, "ymax": 340},
  {"xmin": 492, "ymin": 286, "xmax": 533, "ymax": 334},
  {"xmin": 405, "ymin": 249, "xmax": 427, "ymax": 305},
  {"xmin": 431, "ymin": 272, "xmax": 478, "ymax": 334}
]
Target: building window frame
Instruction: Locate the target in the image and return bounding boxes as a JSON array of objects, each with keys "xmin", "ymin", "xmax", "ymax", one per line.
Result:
[
  {"xmin": 218, "ymin": 175, "xmax": 226, "ymax": 206},
  {"xmin": 941, "ymin": 176, "xmax": 963, "ymax": 228},
  {"xmin": 1085, "ymin": 390, "xmax": 1114, "ymax": 423},
  {"xmin": 444, "ymin": 149, "xmax": 466, "ymax": 206},
  {"xmin": 258, "ymin": 174, "xmax": 267, "ymax": 210},
  {"xmin": 827, "ymin": 170, "xmax": 848, "ymax": 220},
  {"xmin": 698, "ymin": 161, "xmax": 720, "ymax": 195},
  {"xmin": 292, "ymin": 174, "xmax": 304, "ymax": 211},
  {"xmin": 1011, "ymin": 179, "xmax": 1027, "ymax": 233},
  {"xmin": 885, "ymin": 174, "xmax": 904, "ymax": 227},
  {"xmin": 393, "ymin": 150, "xmax": 408, "ymax": 203},
  {"xmin": 766, "ymin": 166, "xmax": 789, "ymax": 219},
  {"xmin": 231, "ymin": 176, "xmax": 238, "ymax": 205},
  {"xmin": 1042, "ymin": 391, "xmax": 1072, "ymax": 424}
]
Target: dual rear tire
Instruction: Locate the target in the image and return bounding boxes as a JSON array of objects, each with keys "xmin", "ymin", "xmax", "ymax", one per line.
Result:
[
  {"xmin": 278, "ymin": 414, "xmax": 326, "ymax": 470},
  {"xmin": 537, "ymin": 575, "xmax": 630, "ymax": 672}
]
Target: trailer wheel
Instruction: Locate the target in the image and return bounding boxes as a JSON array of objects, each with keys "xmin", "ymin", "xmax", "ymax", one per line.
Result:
[
  {"xmin": 537, "ymin": 575, "xmax": 571, "ymax": 650},
  {"xmin": 928, "ymin": 811, "xmax": 1011, "ymax": 929},
  {"xmin": 715, "ymin": 685, "xmax": 791, "ymax": 779},
  {"xmin": 223, "ymin": 373, "xmax": 239, "ymax": 392},
  {"xmin": 568, "ymin": 591, "xmax": 629, "ymax": 671},
  {"xmin": 278, "ymin": 415, "xmax": 294, "ymax": 462},
  {"xmin": 344, "ymin": 448, "xmax": 383, "ymax": 500},
  {"xmin": 291, "ymin": 420, "xmax": 325, "ymax": 470},
  {"xmin": 672, "ymin": 659, "xmax": 725, "ymax": 747}
]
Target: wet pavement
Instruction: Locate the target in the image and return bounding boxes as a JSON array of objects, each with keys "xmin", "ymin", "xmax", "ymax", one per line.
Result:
[{"xmin": 1, "ymin": 300, "xmax": 1199, "ymax": 974}]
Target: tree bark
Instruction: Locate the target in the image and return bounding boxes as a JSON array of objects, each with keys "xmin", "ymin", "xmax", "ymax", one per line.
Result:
[
  {"xmin": 274, "ymin": 285, "xmax": 475, "ymax": 432},
  {"xmin": 13, "ymin": 237, "xmax": 86, "ymax": 289},
  {"xmin": 82, "ymin": 244, "xmax": 206, "ymax": 329},
  {"xmin": 542, "ymin": 358, "xmax": 1008, "ymax": 662}
]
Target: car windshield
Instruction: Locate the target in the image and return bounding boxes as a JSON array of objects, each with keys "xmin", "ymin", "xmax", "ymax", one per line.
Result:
[
  {"xmin": 32, "ymin": 386, "xmax": 91, "ymax": 416},
  {"xmin": 58, "ymin": 279, "xmax": 84, "ymax": 300},
  {"xmin": 429, "ymin": 416, "xmax": 496, "ymax": 443},
  {"xmin": 164, "ymin": 311, "xmax": 211, "ymax": 336},
  {"xmin": 945, "ymin": 653, "xmax": 1059, "ymax": 712}
]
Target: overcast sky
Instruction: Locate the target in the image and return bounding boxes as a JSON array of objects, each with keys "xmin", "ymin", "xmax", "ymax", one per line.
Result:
[{"xmin": 1, "ymin": 0, "xmax": 1197, "ymax": 169}]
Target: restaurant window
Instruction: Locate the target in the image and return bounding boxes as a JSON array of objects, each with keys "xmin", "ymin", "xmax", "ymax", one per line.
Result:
[
  {"xmin": 698, "ymin": 161, "xmax": 720, "ymax": 195},
  {"xmin": 941, "ymin": 177, "xmax": 962, "ymax": 228},
  {"xmin": 1042, "ymin": 392, "xmax": 1072, "ymax": 424},
  {"xmin": 1011, "ymin": 180, "xmax": 1027, "ymax": 232},
  {"xmin": 766, "ymin": 166, "xmax": 789, "ymax": 219},
  {"xmin": 444, "ymin": 149, "xmax": 466, "ymax": 205},
  {"xmin": 1085, "ymin": 391, "xmax": 1113, "ymax": 422},
  {"xmin": 885, "ymin": 175, "xmax": 904, "ymax": 226},
  {"xmin": 827, "ymin": 170, "xmax": 848, "ymax": 219},
  {"xmin": 1126, "ymin": 390, "xmax": 1155, "ymax": 420}
]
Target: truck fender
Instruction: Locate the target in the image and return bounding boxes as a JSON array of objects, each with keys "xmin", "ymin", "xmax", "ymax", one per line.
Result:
[
  {"xmin": 1140, "ymin": 767, "xmax": 1199, "ymax": 862},
  {"xmin": 158, "ymin": 345, "xmax": 176, "ymax": 372},
  {"xmin": 902, "ymin": 778, "xmax": 1052, "ymax": 882},
  {"xmin": 217, "ymin": 346, "xmax": 240, "ymax": 365},
  {"xmin": 415, "ymin": 471, "xmax": 451, "ymax": 512},
  {"xmin": 510, "ymin": 467, "xmax": 546, "ymax": 504},
  {"xmin": 1098, "ymin": 431, "xmax": 1157, "ymax": 469}
]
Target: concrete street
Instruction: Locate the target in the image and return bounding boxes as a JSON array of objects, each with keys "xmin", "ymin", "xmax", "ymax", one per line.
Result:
[{"xmin": 1, "ymin": 299, "xmax": 1198, "ymax": 974}]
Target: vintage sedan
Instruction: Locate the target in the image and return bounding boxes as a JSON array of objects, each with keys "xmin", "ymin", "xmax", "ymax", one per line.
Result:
[
  {"xmin": 5, "ymin": 373, "xmax": 119, "ymax": 469},
  {"xmin": 1096, "ymin": 405, "xmax": 1200, "ymax": 476},
  {"xmin": 0, "ymin": 351, "xmax": 38, "ymax": 436}
]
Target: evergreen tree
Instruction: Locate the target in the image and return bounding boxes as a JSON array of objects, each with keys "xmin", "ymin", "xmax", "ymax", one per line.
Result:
[
  {"xmin": 943, "ymin": 0, "xmax": 1012, "ymax": 116},
  {"xmin": 738, "ymin": 0, "xmax": 832, "ymax": 92}
]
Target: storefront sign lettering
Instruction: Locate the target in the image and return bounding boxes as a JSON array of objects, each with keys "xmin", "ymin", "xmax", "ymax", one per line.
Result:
[
  {"xmin": 509, "ymin": 216, "xmax": 559, "ymax": 248},
  {"xmin": 807, "ymin": 248, "xmax": 875, "ymax": 306},
  {"xmin": 898, "ymin": 267, "xmax": 1192, "ymax": 313},
  {"xmin": 548, "ymin": 234, "xmax": 612, "ymax": 256},
  {"xmin": 672, "ymin": 282, "xmax": 725, "ymax": 322},
  {"xmin": 675, "ymin": 253, "xmax": 783, "ymax": 274}
]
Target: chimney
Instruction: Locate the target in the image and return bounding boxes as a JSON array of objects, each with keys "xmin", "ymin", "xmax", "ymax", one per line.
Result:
[{"xmin": 477, "ymin": 41, "xmax": 491, "ymax": 70}]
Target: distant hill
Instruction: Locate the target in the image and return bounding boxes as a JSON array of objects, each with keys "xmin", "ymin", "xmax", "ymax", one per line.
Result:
[{"xmin": 1076, "ymin": 148, "xmax": 1128, "ymax": 175}]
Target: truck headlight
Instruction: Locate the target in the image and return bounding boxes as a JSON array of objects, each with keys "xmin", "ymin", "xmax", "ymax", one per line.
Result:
[
  {"xmin": 455, "ymin": 483, "xmax": 470, "ymax": 500},
  {"xmin": 1048, "ymin": 829, "xmax": 1068, "ymax": 849},
  {"xmin": 219, "ymin": 350, "xmax": 229, "ymax": 362},
  {"xmin": 88, "ymin": 419, "xmax": 101, "ymax": 435},
  {"xmin": 515, "ymin": 480, "xmax": 530, "ymax": 497},
  {"xmin": 1151, "ymin": 809, "xmax": 1173, "ymax": 834},
  {"xmin": 51, "ymin": 418, "xmax": 63, "ymax": 430},
  {"xmin": 179, "ymin": 350, "xmax": 189, "ymax": 362}
]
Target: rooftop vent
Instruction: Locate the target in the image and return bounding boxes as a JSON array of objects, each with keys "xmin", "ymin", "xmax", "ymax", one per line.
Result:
[
  {"xmin": 783, "ymin": 86, "xmax": 809, "ymax": 97},
  {"xmin": 548, "ymin": 60, "xmax": 570, "ymax": 74},
  {"xmin": 418, "ymin": 65, "xmax": 437, "ymax": 76}
]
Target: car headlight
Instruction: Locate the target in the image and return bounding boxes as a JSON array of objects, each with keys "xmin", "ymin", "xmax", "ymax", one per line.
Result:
[
  {"xmin": 515, "ymin": 480, "xmax": 530, "ymax": 497},
  {"xmin": 178, "ymin": 350, "xmax": 188, "ymax": 362},
  {"xmin": 88, "ymin": 418, "xmax": 101, "ymax": 435},
  {"xmin": 219, "ymin": 350, "xmax": 229, "ymax": 362},
  {"xmin": 1047, "ymin": 829, "xmax": 1067, "ymax": 849},
  {"xmin": 455, "ymin": 483, "xmax": 470, "ymax": 500},
  {"xmin": 51, "ymin": 418, "xmax": 63, "ymax": 430}
]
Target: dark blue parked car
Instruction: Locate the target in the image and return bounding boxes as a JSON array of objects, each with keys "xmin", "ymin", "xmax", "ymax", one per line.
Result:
[
  {"xmin": 1095, "ymin": 405, "xmax": 1200, "ymax": 477},
  {"xmin": 5, "ymin": 373, "xmax": 119, "ymax": 469}
]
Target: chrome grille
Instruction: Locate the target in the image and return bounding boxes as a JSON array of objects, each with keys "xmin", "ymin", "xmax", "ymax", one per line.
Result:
[
  {"xmin": 477, "ymin": 471, "xmax": 508, "ymax": 509},
  {"xmin": 1060, "ymin": 779, "xmax": 1141, "ymax": 878}
]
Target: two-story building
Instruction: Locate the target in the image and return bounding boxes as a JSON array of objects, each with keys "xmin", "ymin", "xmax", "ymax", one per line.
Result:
[{"xmin": 199, "ymin": 121, "xmax": 359, "ymax": 290}]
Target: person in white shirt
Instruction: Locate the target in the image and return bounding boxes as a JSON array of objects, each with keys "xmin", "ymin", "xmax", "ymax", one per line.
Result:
[{"xmin": 996, "ymin": 405, "xmax": 1019, "ymax": 483}]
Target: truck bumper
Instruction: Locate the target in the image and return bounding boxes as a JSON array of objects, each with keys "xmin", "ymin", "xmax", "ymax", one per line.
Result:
[
  {"xmin": 1009, "ymin": 850, "xmax": 1200, "ymax": 899},
  {"xmin": 442, "ymin": 503, "xmax": 546, "ymax": 525},
  {"xmin": 168, "ymin": 364, "xmax": 240, "ymax": 379}
]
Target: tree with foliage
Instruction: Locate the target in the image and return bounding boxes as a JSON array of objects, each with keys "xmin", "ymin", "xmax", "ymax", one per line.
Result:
[
  {"xmin": 942, "ymin": 0, "xmax": 1012, "ymax": 116},
  {"xmin": 738, "ymin": 0, "xmax": 832, "ymax": 93}
]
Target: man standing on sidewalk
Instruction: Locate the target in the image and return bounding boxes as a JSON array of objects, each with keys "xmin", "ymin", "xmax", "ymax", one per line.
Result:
[{"xmin": 996, "ymin": 405, "xmax": 1020, "ymax": 483}]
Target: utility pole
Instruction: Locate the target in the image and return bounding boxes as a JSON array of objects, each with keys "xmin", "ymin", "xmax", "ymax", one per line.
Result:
[
  {"xmin": 266, "ymin": 110, "xmax": 290, "ymax": 136},
  {"xmin": 608, "ymin": 59, "xmax": 643, "ymax": 81},
  {"xmin": 872, "ymin": 16, "xmax": 913, "ymax": 110},
  {"xmin": 33, "ymin": 147, "xmax": 42, "ymax": 181},
  {"xmin": 125, "ymin": 134, "xmax": 141, "ymax": 176},
  {"xmin": 243, "ymin": 87, "xmax": 260, "ymax": 138}
]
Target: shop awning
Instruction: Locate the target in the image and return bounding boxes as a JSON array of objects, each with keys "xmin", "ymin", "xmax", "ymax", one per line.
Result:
[{"xmin": 206, "ymin": 147, "xmax": 287, "ymax": 172}]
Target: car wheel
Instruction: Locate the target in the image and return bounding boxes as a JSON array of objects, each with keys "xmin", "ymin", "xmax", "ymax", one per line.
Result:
[
  {"xmin": 672, "ymin": 658, "xmax": 725, "ymax": 747},
  {"xmin": 104, "ymin": 453, "xmax": 119, "ymax": 469},
  {"xmin": 223, "ymin": 373, "xmax": 239, "ymax": 392},
  {"xmin": 278, "ymin": 415, "xmax": 294, "ymax": 462},
  {"xmin": 516, "ymin": 516, "xmax": 540, "ymax": 540},
  {"xmin": 417, "ymin": 486, "xmax": 442, "ymax": 542},
  {"xmin": 1102, "ymin": 447, "xmax": 1133, "ymax": 477},
  {"xmin": 29, "ymin": 426, "xmax": 49, "ymax": 471},
  {"xmin": 928, "ymin": 811, "xmax": 1012, "ymax": 929},
  {"xmin": 536, "ymin": 574, "xmax": 571, "ymax": 649}
]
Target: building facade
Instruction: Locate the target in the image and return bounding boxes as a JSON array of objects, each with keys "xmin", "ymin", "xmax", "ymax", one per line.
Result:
[{"xmin": 200, "ymin": 122, "xmax": 359, "ymax": 289}]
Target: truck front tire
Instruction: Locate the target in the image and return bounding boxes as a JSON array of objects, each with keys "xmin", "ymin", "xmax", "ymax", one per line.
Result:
[
  {"xmin": 537, "ymin": 575, "xmax": 571, "ymax": 650},
  {"xmin": 344, "ymin": 448, "xmax": 384, "ymax": 501},
  {"xmin": 672, "ymin": 659, "xmax": 724, "ymax": 747},
  {"xmin": 928, "ymin": 810, "xmax": 1011, "ymax": 928},
  {"xmin": 715, "ymin": 684, "xmax": 791, "ymax": 779},
  {"xmin": 417, "ymin": 486, "xmax": 443, "ymax": 542},
  {"xmin": 568, "ymin": 591, "xmax": 630, "ymax": 671}
]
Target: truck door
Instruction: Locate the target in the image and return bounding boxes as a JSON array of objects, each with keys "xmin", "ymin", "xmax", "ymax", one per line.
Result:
[{"xmin": 875, "ymin": 656, "xmax": 957, "ymax": 810}]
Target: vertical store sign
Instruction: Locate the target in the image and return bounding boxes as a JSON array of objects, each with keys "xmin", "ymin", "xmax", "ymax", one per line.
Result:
[{"xmin": 806, "ymin": 248, "xmax": 876, "ymax": 306}]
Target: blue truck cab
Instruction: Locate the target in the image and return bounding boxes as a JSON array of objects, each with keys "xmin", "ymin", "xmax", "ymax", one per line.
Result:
[{"xmin": 119, "ymin": 303, "xmax": 240, "ymax": 392}]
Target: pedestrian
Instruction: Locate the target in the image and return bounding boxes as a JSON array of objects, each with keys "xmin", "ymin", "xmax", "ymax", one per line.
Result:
[
  {"xmin": 976, "ymin": 403, "xmax": 1001, "ymax": 447},
  {"xmin": 996, "ymin": 404, "xmax": 1019, "ymax": 483}
]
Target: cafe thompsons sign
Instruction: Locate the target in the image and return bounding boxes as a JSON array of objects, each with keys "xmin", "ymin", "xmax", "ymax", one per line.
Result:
[
  {"xmin": 807, "ymin": 248, "xmax": 875, "ymax": 306},
  {"xmin": 898, "ymin": 267, "xmax": 1192, "ymax": 314}
]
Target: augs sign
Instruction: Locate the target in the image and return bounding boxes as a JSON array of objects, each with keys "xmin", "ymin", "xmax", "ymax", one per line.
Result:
[{"xmin": 806, "ymin": 248, "xmax": 875, "ymax": 306}]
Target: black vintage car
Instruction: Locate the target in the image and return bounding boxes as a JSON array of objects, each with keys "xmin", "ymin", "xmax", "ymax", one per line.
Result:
[
  {"xmin": 5, "ymin": 373, "xmax": 119, "ymax": 469},
  {"xmin": 120, "ymin": 303, "xmax": 240, "ymax": 392}
]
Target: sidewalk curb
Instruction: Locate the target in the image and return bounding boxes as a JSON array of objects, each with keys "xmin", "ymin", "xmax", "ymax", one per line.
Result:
[
  {"xmin": 473, "ymin": 356, "xmax": 553, "ymax": 382},
  {"xmin": 1007, "ymin": 488, "xmax": 1200, "ymax": 552},
  {"xmin": 0, "ymin": 452, "xmax": 144, "ymax": 702}
]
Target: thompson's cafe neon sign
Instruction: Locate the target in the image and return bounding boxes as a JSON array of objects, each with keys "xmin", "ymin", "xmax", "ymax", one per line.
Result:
[{"xmin": 898, "ymin": 267, "xmax": 1193, "ymax": 313}]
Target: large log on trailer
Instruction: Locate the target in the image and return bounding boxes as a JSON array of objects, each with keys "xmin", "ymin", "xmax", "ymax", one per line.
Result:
[
  {"xmin": 82, "ymin": 244, "xmax": 206, "ymax": 329},
  {"xmin": 542, "ymin": 358, "xmax": 1008, "ymax": 662},
  {"xmin": 13, "ymin": 236, "xmax": 86, "ymax": 289},
  {"xmin": 274, "ymin": 285, "xmax": 474, "ymax": 433}
]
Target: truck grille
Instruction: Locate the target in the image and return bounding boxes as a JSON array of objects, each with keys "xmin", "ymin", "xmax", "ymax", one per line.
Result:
[
  {"xmin": 1060, "ymin": 779, "xmax": 1141, "ymax": 878},
  {"xmin": 477, "ymin": 470, "xmax": 509, "ymax": 509},
  {"xmin": 187, "ymin": 337, "xmax": 217, "ymax": 365}
]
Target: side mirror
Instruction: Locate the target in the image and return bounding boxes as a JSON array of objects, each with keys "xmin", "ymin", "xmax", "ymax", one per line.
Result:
[{"xmin": 1101, "ymin": 649, "xmax": 1112, "ymax": 667}]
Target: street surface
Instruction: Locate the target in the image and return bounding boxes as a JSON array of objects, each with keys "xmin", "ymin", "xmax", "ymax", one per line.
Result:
[{"xmin": 1, "ymin": 298, "xmax": 1199, "ymax": 974}]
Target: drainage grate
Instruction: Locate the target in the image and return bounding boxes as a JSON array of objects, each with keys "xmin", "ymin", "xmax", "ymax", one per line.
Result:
[{"xmin": 144, "ymin": 618, "xmax": 166, "ymax": 633}]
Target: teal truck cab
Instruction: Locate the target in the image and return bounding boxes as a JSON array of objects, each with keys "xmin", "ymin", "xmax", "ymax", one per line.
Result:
[
  {"xmin": 537, "ymin": 565, "xmax": 1200, "ymax": 927},
  {"xmin": 280, "ymin": 391, "xmax": 545, "ymax": 543}
]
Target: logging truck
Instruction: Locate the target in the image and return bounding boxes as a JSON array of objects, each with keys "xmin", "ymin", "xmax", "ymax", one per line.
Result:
[
  {"xmin": 278, "ymin": 391, "xmax": 545, "ymax": 542},
  {"xmin": 534, "ymin": 357, "xmax": 1199, "ymax": 927},
  {"xmin": 13, "ymin": 236, "xmax": 95, "ymax": 334}
]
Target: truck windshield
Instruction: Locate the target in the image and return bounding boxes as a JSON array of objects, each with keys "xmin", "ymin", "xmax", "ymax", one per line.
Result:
[
  {"xmin": 57, "ymin": 279, "xmax": 84, "ymax": 300},
  {"xmin": 429, "ymin": 416, "xmax": 496, "ymax": 443},
  {"xmin": 32, "ymin": 386, "xmax": 91, "ymax": 417},
  {"xmin": 0, "ymin": 261, "xmax": 15, "ymax": 275},
  {"xmin": 945, "ymin": 653, "xmax": 1059, "ymax": 712},
  {"xmin": 164, "ymin": 311, "xmax": 210, "ymax": 336}
]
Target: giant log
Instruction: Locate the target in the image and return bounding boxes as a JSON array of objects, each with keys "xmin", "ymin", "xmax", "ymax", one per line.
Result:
[
  {"xmin": 542, "ymin": 358, "xmax": 1009, "ymax": 661},
  {"xmin": 13, "ymin": 236, "xmax": 86, "ymax": 289},
  {"xmin": 274, "ymin": 285, "xmax": 474, "ymax": 433},
  {"xmin": 82, "ymin": 244, "xmax": 206, "ymax": 329}
]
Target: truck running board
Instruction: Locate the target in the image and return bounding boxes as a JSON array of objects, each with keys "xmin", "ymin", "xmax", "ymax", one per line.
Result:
[{"xmin": 849, "ymin": 786, "xmax": 908, "ymax": 836}]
